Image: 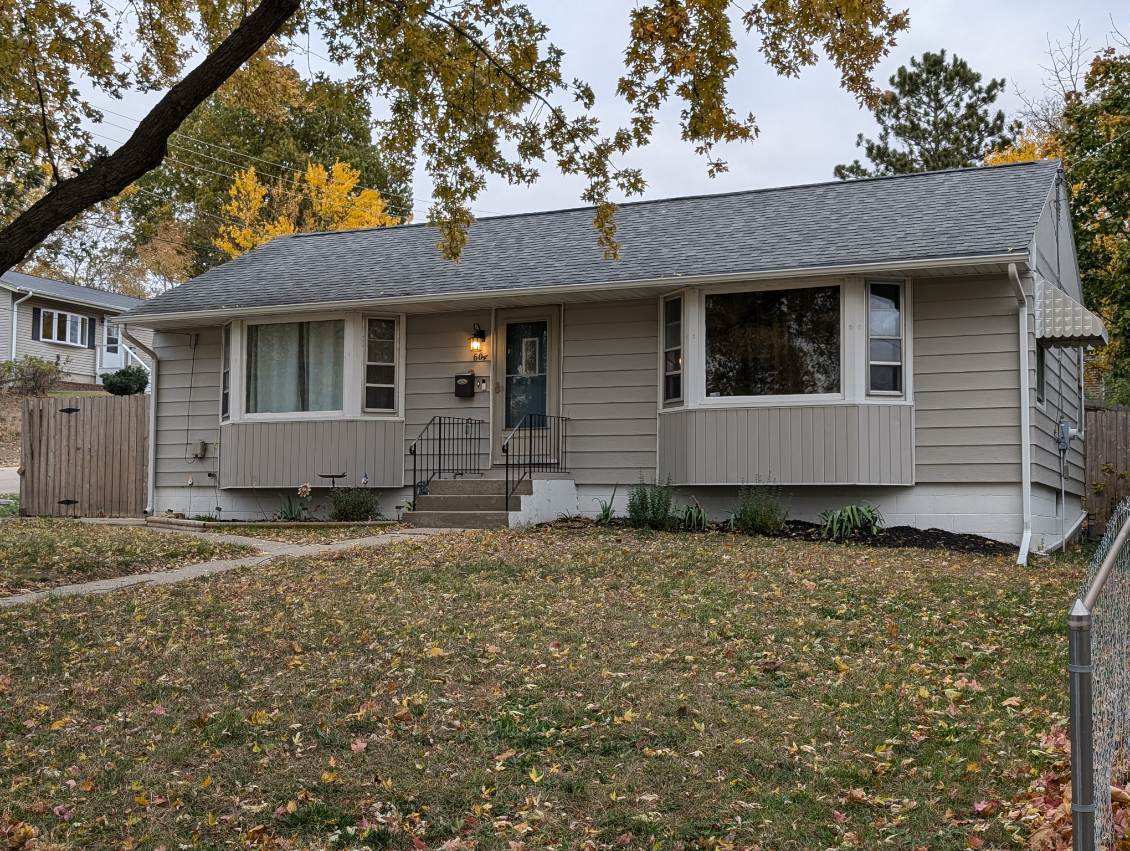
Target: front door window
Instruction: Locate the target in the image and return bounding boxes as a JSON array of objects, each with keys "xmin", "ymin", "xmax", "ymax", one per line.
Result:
[{"xmin": 505, "ymin": 320, "xmax": 548, "ymax": 427}]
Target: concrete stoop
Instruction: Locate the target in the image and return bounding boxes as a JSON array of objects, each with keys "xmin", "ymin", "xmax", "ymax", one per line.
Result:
[{"xmin": 404, "ymin": 475, "xmax": 577, "ymax": 529}]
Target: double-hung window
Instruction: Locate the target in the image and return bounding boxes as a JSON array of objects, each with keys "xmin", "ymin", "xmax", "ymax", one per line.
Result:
[
  {"xmin": 663, "ymin": 296, "xmax": 683, "ymax": 403},
  {"xmin": 105, "ymin": 322, "xmax": 120, "ymax": 354},
  {"xmin": 39, "ymin": 308, "xmax": 89, "ymax": 347},
  {"xmin": 704, "ymin": 284, "xmax": 841, "ymax": 398},
  {"xmin": 867, "ymin": 281, "xmax": 904, "ymax": 395},
  {"xmin": 220, "ymin": 323, "xmax": 232, "ymax": 420},
  {"xmin": 245, "ymin": 319, "xmax": 344, "ymax": 414},
  {"xmin": 364, "ymin": 317, "xmax": 397, "ymax": 412}
]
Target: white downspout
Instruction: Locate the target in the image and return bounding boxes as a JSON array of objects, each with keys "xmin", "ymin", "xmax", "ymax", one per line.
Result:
[
  {"xmin": 1009, "ymin": 263, "xmax": 1033, "ymax": 565},
  {"xmin": 10, "ymin": 288, "xmax": 33, "ymax": 360},
  {"xmin": 122, "ymin": 326, "xmax": 158, "ymax": 515}
]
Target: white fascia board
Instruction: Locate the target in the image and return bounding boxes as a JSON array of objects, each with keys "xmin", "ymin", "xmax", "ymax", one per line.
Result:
[{"xmin": 122, "ymin": 251, "xmax": 1031, "ymax": 328}]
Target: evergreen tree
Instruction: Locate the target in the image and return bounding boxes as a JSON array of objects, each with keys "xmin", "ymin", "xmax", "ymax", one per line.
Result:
[{"xmin": 835, "ymin": 50, "xmax": 1019, "ymax": 179}]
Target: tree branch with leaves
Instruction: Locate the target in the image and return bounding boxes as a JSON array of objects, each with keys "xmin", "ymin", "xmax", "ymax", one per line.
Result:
[{"xmin": 1, "ymin": 0, "xmax": 910, "ymax": 280}]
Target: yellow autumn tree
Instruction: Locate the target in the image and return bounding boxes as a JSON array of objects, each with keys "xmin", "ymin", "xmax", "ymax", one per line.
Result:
[
  {"xmin": 983, "ymin": 129, "xmax": 1063, "ymax": 165},
  {"xmin": 215, "ymin": 162, "xmax": 400, "ymax": 258}
]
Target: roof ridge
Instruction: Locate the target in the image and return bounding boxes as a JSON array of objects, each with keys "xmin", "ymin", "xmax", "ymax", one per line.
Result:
[
  {"xmin": 1, "ymin": 270, "xmax": 142, "ymax": 303},
  {"xmin": 288, "ymin": 159, "xmax": 1062, "ymax": 241}
]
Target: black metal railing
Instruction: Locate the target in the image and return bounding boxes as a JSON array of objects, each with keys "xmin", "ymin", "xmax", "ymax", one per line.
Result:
[
  {"xmin": 409, "ymin": 416, "xmax": 486, "ymax": 501},
  {"xmin": 502, "ymin": 413, "xmax": 569, "ymax": 499}
]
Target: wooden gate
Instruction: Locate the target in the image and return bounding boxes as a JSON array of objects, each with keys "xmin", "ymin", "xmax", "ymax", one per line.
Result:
[
  {"xmin": 1085, "ymin": 408, "xmax": 1130, "ymax": 530},
  {"xmin": 20, "ymin": 395, "xmax": 149, "ymax": 517}
]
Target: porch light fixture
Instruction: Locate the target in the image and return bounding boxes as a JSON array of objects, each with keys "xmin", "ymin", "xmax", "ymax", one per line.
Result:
[{"xmin": 469, "ymin": 323, "xmax": 488, "ymax": 360}]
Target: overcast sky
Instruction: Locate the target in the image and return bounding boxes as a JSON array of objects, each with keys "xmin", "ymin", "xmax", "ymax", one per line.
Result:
[{"xmin": 93, "ymin": 1, "xmax": 1127, "ymax": 221}]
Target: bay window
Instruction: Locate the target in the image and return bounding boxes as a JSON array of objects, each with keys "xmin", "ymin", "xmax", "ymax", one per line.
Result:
[
  {"xmin": 245, "ymin": 319, "xmax": 344, "ymax": 414},
  {"xmin": 705, "ymin": 285, "xmax": 841, "ymax": 398},
  {"xmin": 364, "ymin": 317, "xmax": 397, "ymax": 411},
  {"xmin": 867, "ymin": 281, "xmax": 903, "ymax": 394},
  {"xmin": 220, "ymin": 323, "xmax": 231, "ymax": 420},
  {"xmin": 663, "ymin": 295, "xmax": 683, "ymax": 403}
]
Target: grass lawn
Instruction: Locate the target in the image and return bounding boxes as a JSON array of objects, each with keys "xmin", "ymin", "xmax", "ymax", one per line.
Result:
[
  {"xmin": 0, "ymin": 527, "xmax": 1084, "ymax": 848},
  {"xmin": 219, "ymin": 523, "xmax": 406, "ymax": 544},
  {"xmin": 0, "ymin": 519, "xmax": 257, "ymax": 595}
]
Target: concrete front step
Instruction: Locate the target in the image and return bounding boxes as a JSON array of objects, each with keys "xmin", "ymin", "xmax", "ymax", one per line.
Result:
[
  {"xmin": 425, "ymin": 478, "xmax": 532, "ymax": 496},
  {"xmin": 402, "ymin": 509, "xmax": 509, "ymax": 529},
  {"xmin": 415, "ymin": 493, "xmax": 521, "ymax": 512}
]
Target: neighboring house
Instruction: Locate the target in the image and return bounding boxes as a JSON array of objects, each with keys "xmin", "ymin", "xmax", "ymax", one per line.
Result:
[
  {"xmin": 119, "ymin": 160, "xmax": 1106, "ymax": 559},
  {"xmin": 1, "ymin": 271, "xmax": 153, "ymax": 385}
]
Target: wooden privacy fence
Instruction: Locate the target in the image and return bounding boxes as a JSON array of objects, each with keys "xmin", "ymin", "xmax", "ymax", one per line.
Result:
[
  {"xmin": 20, "ymin": 394, "xmax": 149, "ymax": 517},
  {"xmin": 1085, "ymin": 408, "xmax": 1130, "ymax": 531}
]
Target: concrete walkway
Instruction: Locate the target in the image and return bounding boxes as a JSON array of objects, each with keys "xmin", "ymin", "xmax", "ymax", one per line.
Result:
[
  {"xmin": 0, "ymin": 524, "xmax": 447, "ymax": 608},
  {"xmin": 0, "ymin": 466, "xmax": 18, "ymax": 494}
]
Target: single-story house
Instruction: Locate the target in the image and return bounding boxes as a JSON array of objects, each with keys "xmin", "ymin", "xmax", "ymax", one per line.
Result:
[
  {"xmin": 119, "ymin": 159, "xmax": 1106, "ymax": 560},
  {"xmin": 1, "ymin": 271, "xmax": 153, "ymax": 385}
]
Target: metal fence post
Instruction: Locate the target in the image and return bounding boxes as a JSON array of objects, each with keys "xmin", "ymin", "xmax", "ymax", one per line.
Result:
[{"xmin": 1069, "ymin": 597, "xmax": 1096, "ymax": 851}]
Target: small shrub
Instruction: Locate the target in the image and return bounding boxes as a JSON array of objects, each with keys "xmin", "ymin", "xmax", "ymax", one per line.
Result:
[
  {"xmin": 278, "ymin": 483, "xmax": 312, "ymax": 521},
  {"xmin": 593, "ymin": 485, "xmax": 618, "ymax": 524},
  {"xmin": 820, "ymin": 503, "xmax": 884, "ymax": 541},
  {"xmin": 729, "ymin": 484, "xmax": 788, "ymax": 536},
  {"xmin": 679, "ymin": 499, "xmax": 709, "ymax": 532},
  {"xmin": 1, "ymin": 356, "xmax": 63, "ymax": 396},
  {"xmin": 626, "ymin": 480, "xmax": 674, "ymax": 530},
  {"xmin": 330, "ymin": 487, "xmax": 382, "ymax": 522},
  {"xmin": 100, "ymin": 364, "xmax": 149, "ymax": 395}
]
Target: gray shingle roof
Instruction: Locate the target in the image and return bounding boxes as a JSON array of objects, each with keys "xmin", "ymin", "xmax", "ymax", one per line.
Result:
[
  {"xmin": 123, "ymin": 160, "xmax": 1060, "ymax": 320},
  {"xmin": 1, "ymin": 270, "xmax": 142, "ymax": 311}
]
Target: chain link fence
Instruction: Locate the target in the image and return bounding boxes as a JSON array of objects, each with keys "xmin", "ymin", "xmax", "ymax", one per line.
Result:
[{"xmin": 1070, "ymin": 498, "xmax": 1130, "ymax": 849}]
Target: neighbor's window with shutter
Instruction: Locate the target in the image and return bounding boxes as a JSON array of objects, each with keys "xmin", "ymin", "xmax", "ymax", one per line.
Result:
[
  {"xmin": 363, "ymin": 317, "xmax": 397, "ymax": 412},
  {"xmin": 867, "ymin": 281, "xmax": 903, "ymax": 395},
  {"xmin": 39, "ymin": 308, "xmax": 90, "ymax": 347},
  {"xmin": 663, "ymin": 295, "xmax": 683, "ymax": 402}
]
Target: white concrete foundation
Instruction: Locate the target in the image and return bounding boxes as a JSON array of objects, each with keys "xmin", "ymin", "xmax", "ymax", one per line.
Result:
[
  {"xmin": 508, "ymin": 477, "xmax": 579, "ymax": 527},
  {"xmin": 155, "ymin": 485, "xmax": 413, "ymax": 522}
]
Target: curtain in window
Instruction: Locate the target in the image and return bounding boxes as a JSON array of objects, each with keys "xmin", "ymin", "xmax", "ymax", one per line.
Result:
[{"xmin": 246, "ymin": 320, "xmax": 344, "ymax": 413}]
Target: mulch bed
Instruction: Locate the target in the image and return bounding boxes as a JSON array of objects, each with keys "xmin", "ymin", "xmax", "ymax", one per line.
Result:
[
  {"xmin": 554, "ymin": 517, "xmax": 1016, "ymax": 556},
  {"xmin": 776, "ymin": 519, "xmax": 1017, "ymax": 555}
]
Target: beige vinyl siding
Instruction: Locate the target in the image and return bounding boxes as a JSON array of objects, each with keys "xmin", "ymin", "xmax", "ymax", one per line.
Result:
[
  {"xmin": 153, "ymin": 328, "xmax": 221, "ymax": 489},
  {"xmin": 561, "ymin": 299, "xmax": 658, "ymax": 485},
  {"xmin": 1031, "ymin": 182, "xmax": 1084, "ymax": 302},
  {"xmin": 913, "ymin": 274, "xmax": 1023, "ymax": 484},
  {"xmin": 658, "ymin": 404, "xmax": 914, "ymax": 485},
  {"xmin": 0, "ymin": 289, "xmax": 10, "ymax": 360},
  {"xmin": 403, "ymin": 310, "xmax": 491, "ymax": 481},
  {"xmin": 1032, "ymin": 343, "xmax": 1084, "ymax": 495},
  {"xmin": 16, "ymin": 297, "xmax": 100, "ymax": 382},
  {"xmin": 220, "ymin": 420, "xmax": 404, "ymax": 488}
]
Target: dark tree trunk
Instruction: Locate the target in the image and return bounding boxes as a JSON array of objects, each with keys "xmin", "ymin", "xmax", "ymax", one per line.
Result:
[{"xmin": 0, "ymin": 0, "xmax": 301, "ymax": 277}]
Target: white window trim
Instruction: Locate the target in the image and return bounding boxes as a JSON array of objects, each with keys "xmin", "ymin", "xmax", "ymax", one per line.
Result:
[
  {"xmin": 693, "ymin": 278, "xmax": 847, "ymax": 407},
  {"xmin": 361, "ymin": 313, "xmax": 402, "ymax": 414},
  {"xmin": 223, "ymin": 312, "xmax": 405, "ymax": 424},
  {"xmin": 40, "ymin": 308, "xmax": 90, "ymax": 348},
  {"xmin": 673, "ymin": 277, "xmax": 914, "ymax": 411},
  {"xmin": 220, "ymin": 322, "xmax": 232, "ymax": 422},
  {"xmin": 866, "ymin": 279, "xmax": 907, "ymax": 398},
  {"xmin": 659, "ymin": 292, "xmax": 685, "ymax": 407}
]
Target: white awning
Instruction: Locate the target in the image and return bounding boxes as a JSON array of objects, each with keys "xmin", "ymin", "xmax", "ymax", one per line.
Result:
[{"xmin": 1035, "ymin": 279, "xmax": 1108, "ymax": 346}]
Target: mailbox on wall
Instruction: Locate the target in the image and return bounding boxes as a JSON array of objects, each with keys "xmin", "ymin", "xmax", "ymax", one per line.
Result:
[{"xmin": 454, "ymin": 372, "xmax": 475, "ymax": 398}]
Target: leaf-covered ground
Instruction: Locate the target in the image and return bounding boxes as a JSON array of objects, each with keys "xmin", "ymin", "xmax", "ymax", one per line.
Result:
[
  {"xmin": 0, "ymin": 527, "xmax": 1086, "ymax": 849},
  {"xmin": 217, "ymin": 523, "xmax": 406, "ymax": 544},
  {"xmin": 0, "ymin": 519, "xmax": 256, "ymax": 595}
]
